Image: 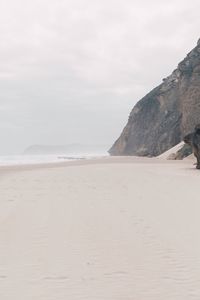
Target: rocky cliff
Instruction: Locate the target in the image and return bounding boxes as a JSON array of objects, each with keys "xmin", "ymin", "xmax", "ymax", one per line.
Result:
[{"xmin": 109, "ymin": 39, "xmax": 200, "ymax": 156}]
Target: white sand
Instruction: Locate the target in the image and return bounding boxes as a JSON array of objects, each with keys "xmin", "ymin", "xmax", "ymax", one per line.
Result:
[
  {"xmin": 0, "ymin": 156, "xmax": 200, "ymax": 299},
  {"xmin": 158, "ymin": 142, "xmax": 185, "ymax": 159}
]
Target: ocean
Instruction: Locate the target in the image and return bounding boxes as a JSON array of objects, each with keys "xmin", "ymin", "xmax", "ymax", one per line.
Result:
[{"xmin": 0, "ymin": 153, "xmax": 108, "ymax": 166}]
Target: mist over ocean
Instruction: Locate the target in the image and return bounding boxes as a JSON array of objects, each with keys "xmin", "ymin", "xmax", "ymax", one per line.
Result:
[
  {"xmin": 0, "ymin": 143, "xmax": 109, "ymax": 166},
  {"xmin": 0, "ymin": 153, "xmax": 108, "ymax": 166}
]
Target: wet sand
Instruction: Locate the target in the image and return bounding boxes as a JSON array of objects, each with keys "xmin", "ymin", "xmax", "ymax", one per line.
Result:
[{"xmin": 0, "ymin": 156, "xmax": 200, "ymax": 299}]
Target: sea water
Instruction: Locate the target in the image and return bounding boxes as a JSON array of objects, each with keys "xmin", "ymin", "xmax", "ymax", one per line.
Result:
[{"xmin": 0, "ymin": 153, "xmax": 108, "ymax": 166}]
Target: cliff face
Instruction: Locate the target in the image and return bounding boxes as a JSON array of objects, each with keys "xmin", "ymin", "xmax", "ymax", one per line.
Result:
[{"xmin": 109, "ymin": 40, "xmax": 200, "ymax": 156}]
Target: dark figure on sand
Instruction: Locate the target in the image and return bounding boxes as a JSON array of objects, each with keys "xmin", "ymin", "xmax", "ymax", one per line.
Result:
[{"xmin": 184, "ymin": 124, "xmax": 200, "ymax": 169}]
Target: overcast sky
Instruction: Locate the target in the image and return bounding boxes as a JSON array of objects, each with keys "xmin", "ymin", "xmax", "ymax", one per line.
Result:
[{"xmin": 0, "ymin": 0, "xmax": 200, "ymax": 154}]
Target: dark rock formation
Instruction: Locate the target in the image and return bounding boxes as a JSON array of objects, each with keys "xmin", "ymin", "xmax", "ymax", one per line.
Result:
[
  {"xmin": 109, "ymin": 40, "xmax": 200, "ymax": 156},
  {"xmin": 184, "ymin": 124, "xmax": 200, "ymax": 169}
]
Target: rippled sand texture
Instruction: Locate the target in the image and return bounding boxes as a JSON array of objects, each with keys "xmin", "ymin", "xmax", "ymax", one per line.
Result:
[{"xmin": 0, "ymin": 158, "xmax": 200, "ymax": 299}]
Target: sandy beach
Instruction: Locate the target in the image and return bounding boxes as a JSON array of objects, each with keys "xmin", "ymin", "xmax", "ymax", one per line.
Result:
[{"xmin": 0, "ymin": 156, "xmax": 200, "ymax": 299}]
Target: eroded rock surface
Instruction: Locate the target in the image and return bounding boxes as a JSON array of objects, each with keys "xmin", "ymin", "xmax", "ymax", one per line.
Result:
[
  {"xmin": 109, "ymin": 40, "xmax": 200, "ymax": 156},
  {"xmin": 184, "ymin": 124, "xmax": 200, "ymax": 168}
]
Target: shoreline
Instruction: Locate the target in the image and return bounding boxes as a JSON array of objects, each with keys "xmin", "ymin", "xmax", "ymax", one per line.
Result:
[{"xmin": 0, "ymin": 155, "xmax": 194, "ymax": 174}]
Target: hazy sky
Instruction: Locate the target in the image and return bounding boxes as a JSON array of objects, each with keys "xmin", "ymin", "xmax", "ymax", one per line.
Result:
[{"xmin": 0, "ymin": 0, "xmax": 200, "ymax": 154}]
